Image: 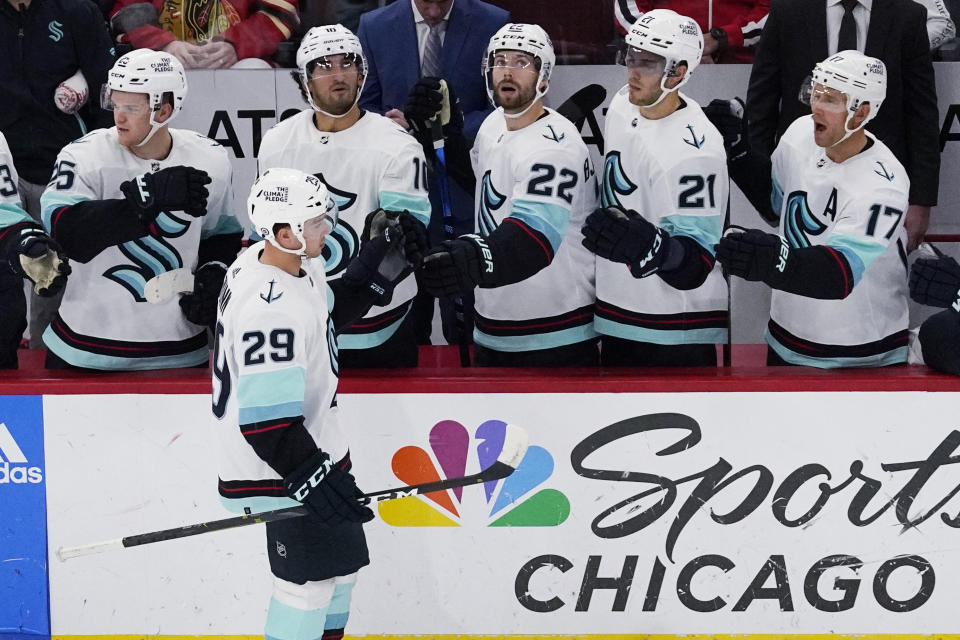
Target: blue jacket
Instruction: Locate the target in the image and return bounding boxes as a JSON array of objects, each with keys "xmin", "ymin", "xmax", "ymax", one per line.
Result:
[
  {"xmin": 357, "ymin": 0, "xmax": 509, "ymax": 142},
  {"xmin": 0, "ymin": 0, "xmax": 115, "ymax": 184}
]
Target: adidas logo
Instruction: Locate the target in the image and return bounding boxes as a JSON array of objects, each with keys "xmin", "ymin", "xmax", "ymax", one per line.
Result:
[{"xmin": 0, "ymin": 423, "xmax": 43, "ymax": 484}]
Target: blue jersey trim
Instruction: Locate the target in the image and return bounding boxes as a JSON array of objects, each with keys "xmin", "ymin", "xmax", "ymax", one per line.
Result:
[
  {"xmin": 595, "ymin": 317, "xmax": 727, "ymax": 345},
  {"xmin": 380, "ymin": 190, "xmax": 431, "ymax": 227},
  {"xmin": 765, "ymin": 329, "xmax": 908, "ymax": 368},
  {"xmin": 509, "ymin": 199, "xmax": 569, "ymax": 254},
  {"xmin": 473, "ymin": 323, "xmax": 598, "ymax": 352},
  {"xmin": 0, "ymin": 202, "xmax": 31, "ymax": 226},
  {"xmin": 237, "ymin": 366, "xmax": 306, "ymax": 421},
  {"xmin": 219, "ymin": 494, "xmax": 299, "ymax": 514},
  {"xmin": 42, "ymin": 326, "xmax": 209, "ymax": 370},
  {"xmin": 39, "ymin": 191, "xmax": 88, "ymax": 231},
  {"xmin": 338, "ymin": 309, "xmax": 407, "ymax": 350},
  {"xmin": 660, "ymin": 213, "xmax": 722, "ymax": 254},
  {"xmin": 827, "ymin": 233, "xmax": 886, "ymax": 286},
  {"xmin": 201, "ymin": 213, "xmax": 244, "ymax": 239},
  {"xmin": 771, "ymin": 169, "xmax": 784, "ymax": 214},
  {"xmin": 239, "ymin": 401, "xmax": 305, "ymax": 425}
]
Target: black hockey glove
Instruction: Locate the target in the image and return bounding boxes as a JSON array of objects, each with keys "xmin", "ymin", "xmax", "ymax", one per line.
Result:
[
  {"xmin": 703, "ymin": 97, "xmax": 748, "ymax": 161},
  {"xmin": 343, "ymin": 216, "xmax": 413, "ymax": 306},
  {"xmin": 283, "ymin": 449, "xmax": 374, "ymax": 527},
  {"xmin": 179, "ymin": 262, "xmax": 226, "ymax": 329},
  {"xmin": 581, "ymin": 206, "xmax": 671, "ymax": 278},
  {"xmin": 404, "ymin": 77, "xmax": 463, "ymax": 138},
  {"xmin": 14, "ymin": 228, "xmax": 71, "ymax": 297},
  {"xmin": 419, "ymin": 234, "xmax": 494, "ymax": 297},
  {"xmin": 361, "ymin": 208, "xmax": 429, "ymax": 267},
  {"xmin": 910, "ymin": 253, "xmax": 960, "ymax": 310},
  {"xmin": 120, "ymin": 165, "xmax": 212, "ymax": 225},
  {"xmin": 716, "ymin": 229, "xmax": 788, "ymax": 285}
]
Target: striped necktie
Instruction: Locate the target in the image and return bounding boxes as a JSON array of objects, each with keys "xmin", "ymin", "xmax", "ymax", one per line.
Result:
[{"xmin": 421, "ymin": 24, "xmax": 442, "ymax": 77}]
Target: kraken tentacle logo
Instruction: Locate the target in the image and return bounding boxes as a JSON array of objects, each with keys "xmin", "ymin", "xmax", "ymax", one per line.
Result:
[
  {"xmin": 783, "ymin": 190, "xmax": 828, "ymax": 248},
  {"xmin": 104, "ymin": 212, "xmax": 190, "ymax": 301},
  {"xmin": 313, "ymin": 173, "xmax": 359, "ymax": 276},
  {"xmin": 601, "ymin": 151, "xmax": 637, "ymax": 208},
  {"xmin": 478, "ymin": 170, "xmax": 506, "ymax": 237}
]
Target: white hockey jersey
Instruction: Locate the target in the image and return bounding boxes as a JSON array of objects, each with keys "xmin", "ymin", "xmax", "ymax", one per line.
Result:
[
  {"xmin": 257, "ymin": 109, "xmax": 431, "ymax": 351},
  {"xmin": 38, "ymin": 127, "xmax": 240, "ymax": 370},
  {"xmin": 768, "ymin": 116, "xmax": 910, "ymax": 367},
  {"xmin": 213, "ymin": 244, "xmax": 345, "ymax": 513},
  {"xmin": 596, "ymin": 87, "xmax": 728, "ymax": 345},
  {"xmin": 0, "ymin": 132, "xmax": 31, "ymax": 229},
  {"xmin": 469, "ymin": 107, "xmax": 599, "ymax": 352}
]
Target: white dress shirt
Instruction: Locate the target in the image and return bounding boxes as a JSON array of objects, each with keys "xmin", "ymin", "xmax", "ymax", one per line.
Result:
[
  {"xmin": 411, "ymin": 0, "xmax": 455, "ymax": 60},
  {"xmin": 826, "ymin": 0, "xmax": 872, "ymax": 54}
]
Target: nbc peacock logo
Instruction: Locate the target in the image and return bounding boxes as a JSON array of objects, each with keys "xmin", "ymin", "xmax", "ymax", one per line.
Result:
[{"xmin": 379, "ymin": 419, "xmax": 570, "ymax": 527}]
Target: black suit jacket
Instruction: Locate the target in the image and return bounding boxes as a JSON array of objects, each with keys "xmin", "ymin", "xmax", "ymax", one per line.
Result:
[{"xmin": 746, "ymin": 0, "xmax": 939, "ymax": 205}]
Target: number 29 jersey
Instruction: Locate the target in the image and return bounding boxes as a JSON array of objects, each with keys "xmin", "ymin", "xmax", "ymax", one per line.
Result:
[{"xmin": 212, "ymin": 243, "xmax": 345, "ymax": 514}]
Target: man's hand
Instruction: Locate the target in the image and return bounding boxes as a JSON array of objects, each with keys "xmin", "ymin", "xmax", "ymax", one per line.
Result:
[
  {"xmin": 910, "ymin": 250, "xmax": 960, "ymax": 309},
  {"xmin": 195, "ymin": 41, "xmax": 239, "ymax": 69},
  {"xmin": 120, "ymin": 165, "xmax": 212, "ymax": 224},
  {"xmin": 419, "ymin": 235, "xmax": 493, "ymax": 296},
  {"xmin": 581, "ymin": 206, "xmax": 671, "ymax": 278},
  {"xmin": 16, "ymin": 230, "xmax": 70, "ymax": 297},
  {"xmin": 162, "ymin": 40, "xmax": 204, "ymax": 69},
  {"xmin": 179, "ymin": 262, "xmax": 226, "ymax": 328},
  {"xmin": 385, "ymin": 108, "xmax": 410, "ymax": 130},
  {"xmin": 905, "ymin": 204, "xmax": 931, "ymax": 252},
  {"xmin": 716, "ymin": 229, "xmax": 786, "ymax": 284},
  {"xmin": 283, "ymin": 449, "xmax": 374, "ymax": 527}
]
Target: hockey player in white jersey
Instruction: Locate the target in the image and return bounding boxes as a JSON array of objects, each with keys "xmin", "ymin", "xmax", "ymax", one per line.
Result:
[
  {"xmin": 715, "ymin": 51, "xmax": 910, "ymax": 368},
  {"xmin": 0, "ymin": 132, "xmax": 70, "ymax": 368},
  {"xmin": 419, "ymin": 23, "xmax": 601, "ymax": 367},
  {"xmin": 39, "ymin": 49, "xmax": 243, "ymax": 370},
  {"xmin": 214, "ymin": 168, "xmax": 421, "ymax": 640},
  {"xmin": 258, "ymin": 24, "xmax": 431, "ymax": 369},
  {"xmin": 581, "ymin": 10, "xmax": 728, "ymax": 366}
]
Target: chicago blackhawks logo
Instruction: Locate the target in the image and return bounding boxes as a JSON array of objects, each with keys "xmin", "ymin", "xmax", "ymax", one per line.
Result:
[
  {"xmin": 313, "ymin": 173, "xmax": 358, "ymax": 276},
  {"xmin": 104, "ymin": 212, "xmax": 189, "ymax": 302},
  {"xmin": 478, "ymin": 170, "xmax": 506, "ymax": 237},
  {"xmin": 601, "ymin": 151, "xmax": 637, "ymax": 208},
  {"xmin": 784, "ymin": 190, "xmax": 828, "ymax": 248}
]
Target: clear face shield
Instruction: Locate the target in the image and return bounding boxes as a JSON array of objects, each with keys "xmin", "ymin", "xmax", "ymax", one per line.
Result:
[
  {"xmin": 301, "ymin": 53, "xmax": 366, "ymax": 119},
  {"xmin": 484, "ymin": 49, "xmax": 544, "ymax": 119},
  {"xmin": 617, "ymin": 45, "xmax": 668, "ymax": 76},
  {"xmin": 100, "ymin": 86, "xmax": 151, "ymax": 116},
  {"xmin": 799, "ymin": 79, "xmax": 849, "ymax": 114}
]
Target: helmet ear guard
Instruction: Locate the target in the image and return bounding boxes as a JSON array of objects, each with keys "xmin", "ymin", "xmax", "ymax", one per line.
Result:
[
  {"xmin": 296, "ymin": 24, "xmax": 367, "ymax": 118},
  {"xmin": 483, "ymin": 23, "xmax": 555, "ymax": 119},
  {"xmin": 248, "ymin": 168, "xmax": 338, "ymax": 258},
  {"xmin": 105, "ymin": 49, "xmax": 187, "ymax": 147}
]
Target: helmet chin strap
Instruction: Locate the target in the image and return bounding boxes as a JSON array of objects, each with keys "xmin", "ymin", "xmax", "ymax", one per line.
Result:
[
  {"xmin": 502, "ymin": 79, "xmax": 548, "ymax": 120},
  {"xmin": 135, "ymin": 110, "xmax": 167, "ymax": 148},
  {"xmin": 304, "ymin": 74, "xmax": 366, "ymax": 120},
  {"xmin": 829, "ymin": 100, "xmax": 867, "ymax": 148},
  {"xmin": 267, "ymin": 233, "xmax": 308, "ymax": 258},
  {"xmin": 639, "ymin": 70, "xmax": 682, "ymax": 111}
]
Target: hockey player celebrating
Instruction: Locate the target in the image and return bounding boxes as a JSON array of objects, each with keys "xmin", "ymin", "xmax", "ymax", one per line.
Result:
[
  {"xmin": 581, "ymin": 10, "xmax": 729, "ymax": 366},
  {"xmin": 39, "ymin": 49, "xmax": 243, "ymax": 370},
  {"xmin": 0, "ymin": 132, "xmax": 70, "ymax": 368},
  {"xmin": 713, "ymin": 51, "xmax": 910, "ymax": 367},
  {"xmin": 258, "ymin": 24, "xmax": 430, "ymax": 368},
  {"xmin": 213, "ymin": 168, "xmax": 422, "ymax": 640},
  {"xmin": 909, "ymin": 248, "xmax": 960, "ymax": 376},
  {"xmin": 419, "ymin": 23, "xmax": 600, "ymax": 367}
]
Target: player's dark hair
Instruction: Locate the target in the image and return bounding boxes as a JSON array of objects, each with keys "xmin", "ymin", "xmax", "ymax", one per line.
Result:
[{"xmin": 290, "ymin": 70, "xmax": 309, "ymax": 104}]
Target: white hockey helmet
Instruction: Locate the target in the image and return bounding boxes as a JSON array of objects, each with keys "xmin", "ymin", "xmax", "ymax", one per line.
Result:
[
  {"xmin": 624, "ymin": 9, "xmax": 703, "ymax": 106},
  {"xmin": 103, "ymin": 49, "xmax": 187, "ymax": 147},
  {"xmin": 808, "ymin": 50, "xmax": 886, "ymax": 144},
  {"xmin": 248, "ymin": 168, "xmax": 339, "ymax": 258},
  {"xmin": 483, "ymin": 23, "xmax": 555, "ymax": 119},
  {"xmin": 297, "ymin": 24, "xmax": 367, "ymax": 118}
]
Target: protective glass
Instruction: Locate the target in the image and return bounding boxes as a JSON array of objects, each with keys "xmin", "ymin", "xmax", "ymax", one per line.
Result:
[
  {"xmin": 306, "ymin": 54, "xmax": 361, "ymax": 79},
  {"xmin": 491, "ymin": 52, "xmax": 537, "ymax": 72},
  {"xmin": 800, "ymin": 81, "xmax": 848, "ymax": 113},
  {"xmin": 100, "ymin": 86, "xmax": 150, "ymax": 115},
  {"xmin": 617, "ymin": 47, "xmax": 667, "ymax": 74}
]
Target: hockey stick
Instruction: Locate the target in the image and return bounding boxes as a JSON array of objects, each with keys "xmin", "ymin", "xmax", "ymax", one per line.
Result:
[
  {"xmin": 430, "ymin": 81, "xmax": 471, "ymax": 367},
  {"xmin": 56, "ymin": 423, "xmax": 529, "ymax": 561}
]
